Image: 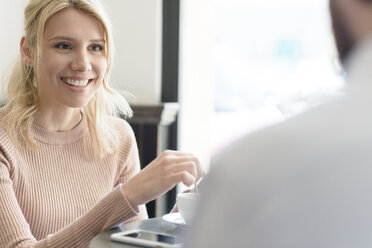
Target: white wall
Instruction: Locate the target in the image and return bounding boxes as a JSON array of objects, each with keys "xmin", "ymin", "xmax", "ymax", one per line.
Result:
[
  {"xmin": 0, "ymin": 0, "xmax": 162, "ymax": 105},
  {"xmin": 0, "ymin": 1, "xmax": 27, "ymax": 85},
  {"xmin": 102, "ymin": 0, "xmax": 163, "ymax": 104}
]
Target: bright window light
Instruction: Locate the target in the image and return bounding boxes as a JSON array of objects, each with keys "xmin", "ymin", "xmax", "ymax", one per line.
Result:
[{"xmin": 212, "ymin": 0, "xmax": 345, "ymax": 154}]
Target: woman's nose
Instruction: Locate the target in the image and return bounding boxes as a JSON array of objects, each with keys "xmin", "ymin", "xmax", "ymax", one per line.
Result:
[{"xmin": 70, "ymin": 50, "xmax": 92, "ymax": 72}]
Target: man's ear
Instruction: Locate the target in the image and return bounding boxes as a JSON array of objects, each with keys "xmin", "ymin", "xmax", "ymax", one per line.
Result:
[{"xmin": 20, "ymin": 37, "xmax": 33, "ymax": 67}]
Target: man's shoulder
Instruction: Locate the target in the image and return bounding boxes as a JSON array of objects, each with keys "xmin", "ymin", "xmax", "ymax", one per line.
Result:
[{"xmin": 213, "ymin": 94, "xmax": 365, "ymax": 171}]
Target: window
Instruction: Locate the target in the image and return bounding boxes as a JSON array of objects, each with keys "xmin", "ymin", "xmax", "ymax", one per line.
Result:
[{"xmin": 212, "ymin": 0, "xmax": 345, "ymax": 153}]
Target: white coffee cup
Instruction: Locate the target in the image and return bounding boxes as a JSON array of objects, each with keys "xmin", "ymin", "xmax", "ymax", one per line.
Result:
[{"xmin": 176, "ymin": 192, "xmax": 200, "ymax": 224}]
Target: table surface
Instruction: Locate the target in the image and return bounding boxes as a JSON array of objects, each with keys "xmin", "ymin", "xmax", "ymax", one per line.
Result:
[{"xmin": 90, "ymin": 217, "xmax": 188, "ymax": 248}]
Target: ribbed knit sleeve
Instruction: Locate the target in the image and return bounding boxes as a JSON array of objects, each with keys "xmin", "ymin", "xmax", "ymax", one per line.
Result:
[
  {"xmin": 43, "ymin": 186, "xmax": 137, "ymax": 247},
  {"xmin": 0, "ymin": 166, "xmax": 136, "ymax": 247},
  {"xmin": 114, "ymin": 119, "xmax": 148, "ymax": 223},
  {"xmin": 0, "ymin": 148, "xmax": 37, "ymax": 247},
  {"xmin": 0, "ymin": 110, "xmax": 146, "ymax": 248}
]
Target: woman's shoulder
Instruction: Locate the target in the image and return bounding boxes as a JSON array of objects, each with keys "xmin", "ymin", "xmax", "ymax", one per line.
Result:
[
  {"xmin": 0, "ymin": 105, "xmax": 8, "ymax": 119},
  {"xmin": 106, "ymin": 115, "xmax": 135, "ymax": 140},
  {"xmin": 105, "ymin": 116, "xmax": 138, "ymax": 160},
  {"xmin": 0, "ymin": 107, "xmax": 15, "ymax": 157},
  {"xmin": 0, "ymin": 106, "xmax": 9, "ymax": 134}
]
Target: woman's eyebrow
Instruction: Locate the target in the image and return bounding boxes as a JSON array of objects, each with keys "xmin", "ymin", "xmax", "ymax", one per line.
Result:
[
  {"xmin": 90, "ymin": 39, "xmax": 106, "ymax": 43},
  {"xmin": 48, "ymin": 36, "xmax": 74, "ymax": 41},
  {"xmin": 48, "ymin": 36, "xmax": 105, "ymax": 43}
]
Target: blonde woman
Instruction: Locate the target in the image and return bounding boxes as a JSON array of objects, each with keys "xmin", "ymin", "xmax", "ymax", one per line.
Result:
[{"xmin": 0, "ymin": 0, "xmax": 202, "ymax": 247}]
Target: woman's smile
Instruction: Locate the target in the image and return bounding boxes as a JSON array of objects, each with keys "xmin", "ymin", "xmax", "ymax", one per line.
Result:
[
  {"xmin": 61, "ymin": 77, "xmax": 92, "ymax": 87},
  {"xmin": 59, "ymin": 76, "xmax": 96, "ymax": 94}
]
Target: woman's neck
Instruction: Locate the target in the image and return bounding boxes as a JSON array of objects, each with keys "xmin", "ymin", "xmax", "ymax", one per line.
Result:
[{"xmin": 34, "ymin": 107, "xmax": 83, "ymax": 132}]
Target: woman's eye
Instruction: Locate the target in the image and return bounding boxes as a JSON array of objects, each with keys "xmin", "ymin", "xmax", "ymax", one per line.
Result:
[
  {"xmin": 89, "ymin": 44, "xmax": 104, "ymax": 52},
  {"xmin": 55, "ymin": 43, "xmax": 72, "ymax": 50}
]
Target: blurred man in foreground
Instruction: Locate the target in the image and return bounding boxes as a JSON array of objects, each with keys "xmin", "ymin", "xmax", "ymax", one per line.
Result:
[{"xmin": 187, "ymin": 0, "xmax": 372, "ymax": 247}]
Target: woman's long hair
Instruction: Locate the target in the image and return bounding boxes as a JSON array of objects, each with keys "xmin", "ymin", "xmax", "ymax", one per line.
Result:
[{"xmin": 4, "ymin": 0, "xmax": 132, "ymax": 159}]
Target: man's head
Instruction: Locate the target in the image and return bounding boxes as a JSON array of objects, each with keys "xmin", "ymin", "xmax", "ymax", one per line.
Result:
[
  {"xmin": 330, "ymin": 0, "xmax": 372, "ymax": 65},
  {"xmin": 330, "ymin": 0, "xmax": 355, "ymax": 64}
]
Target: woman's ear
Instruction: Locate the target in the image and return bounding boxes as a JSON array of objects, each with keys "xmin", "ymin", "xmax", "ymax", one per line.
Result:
[{"xmin": 20, "ymin": 37, "xmax": 33, "ymax": 67}]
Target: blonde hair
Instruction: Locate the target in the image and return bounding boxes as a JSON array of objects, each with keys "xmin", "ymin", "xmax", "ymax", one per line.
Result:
[{"xmin": 4, "ymin": 0, "xmax": 132, "ymax": 159}]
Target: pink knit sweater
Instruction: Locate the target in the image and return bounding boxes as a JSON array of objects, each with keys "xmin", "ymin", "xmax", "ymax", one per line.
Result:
[{"xmin": 0, "ymin": 107, "xmax": 148, "ymax": 247}]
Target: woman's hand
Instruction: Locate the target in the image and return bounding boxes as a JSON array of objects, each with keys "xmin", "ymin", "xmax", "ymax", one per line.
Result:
[{"xmin": 122, "ymin": 150, "xmax": 204, "ymax": 208}]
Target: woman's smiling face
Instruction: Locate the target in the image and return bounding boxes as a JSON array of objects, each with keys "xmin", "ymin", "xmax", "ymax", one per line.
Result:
[{"xmin": 37, "ymin": 8, "xmax": 107, "ymax": 109}]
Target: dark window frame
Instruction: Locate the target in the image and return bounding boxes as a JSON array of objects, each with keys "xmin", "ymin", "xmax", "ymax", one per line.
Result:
[
  {"xmin": 161, "ymin": 0, "xmax": 180, "ymax": 213},
  {"xmin": 161, "ymin": 0, "xmax": 180, "ymax": 103}
]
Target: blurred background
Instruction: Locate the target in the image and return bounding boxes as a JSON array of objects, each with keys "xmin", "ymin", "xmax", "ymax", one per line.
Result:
[
  {"xmin": 0, "ymin": 0, "xmax": 345, "ymax": 216},
  {"xmin": 211, "ymin": 0, "xmax": 345, "ymax": 154}
]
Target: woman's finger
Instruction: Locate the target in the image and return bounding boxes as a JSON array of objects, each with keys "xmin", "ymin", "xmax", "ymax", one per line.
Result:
[
  {"xmin": 170, "ymin": 161, "xmax": 198, "ymax": 179},
  {"xmin": 158, "ymin": 153, "xmax": 199, "ymax": 165},
  {"xmin": 170, "ymin": 171, "xmax": 195, "ymax": 187}
]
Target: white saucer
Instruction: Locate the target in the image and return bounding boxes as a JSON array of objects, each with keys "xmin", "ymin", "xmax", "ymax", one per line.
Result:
[{"xmin": 162, "ymin": 212, "xmax": 187, "ymax": 225}]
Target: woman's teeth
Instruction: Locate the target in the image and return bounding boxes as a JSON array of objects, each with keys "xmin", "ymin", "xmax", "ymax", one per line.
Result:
[{"xmin": 62, "ymin": 78, "xmax": 90, "ymax": 87}]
